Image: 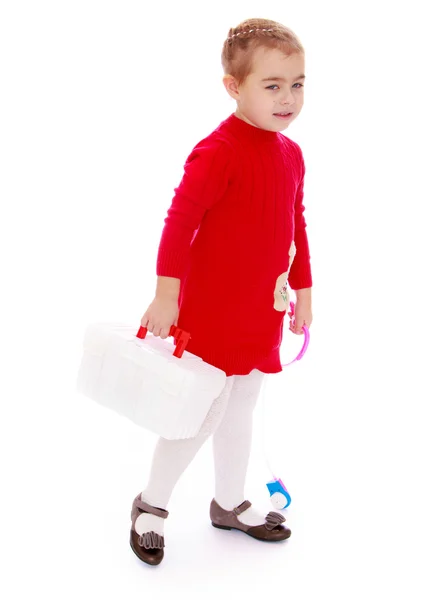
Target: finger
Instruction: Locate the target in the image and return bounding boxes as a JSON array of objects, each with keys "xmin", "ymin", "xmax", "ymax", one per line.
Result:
[
  {"xmin": 140, "ymin": 314, "xmax": 149, "ymax": 328},
  {"xmin": 152, "ymin": 325, "xmax": 162, "ymax": 337},
  {"xmin": 295, "ymin": 322, "xmax": 305, "ymax": 334},
  {"xmin": 159, "ymin": 328, "xmax": 168, "ymax": 340}
]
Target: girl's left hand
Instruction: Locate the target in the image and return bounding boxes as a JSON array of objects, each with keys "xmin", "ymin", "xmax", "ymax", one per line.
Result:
[{"xmin": 289, "ymin": 301, "xmax": 313, "ymax": 335}]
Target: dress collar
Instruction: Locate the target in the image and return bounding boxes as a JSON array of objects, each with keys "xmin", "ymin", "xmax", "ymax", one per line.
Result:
[{"xmin": 221, "ymin": 112, "xmax": 280, "ymax": 144}]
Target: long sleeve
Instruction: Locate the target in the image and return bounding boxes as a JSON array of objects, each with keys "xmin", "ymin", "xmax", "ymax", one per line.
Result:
[
  {"xmin": 288, "ymin": 148, "xmax": 313, "ymax": 290},
  {"xmin": 156, "ymin": 137, "xmax": 234, "ymax": 279},
  {"xmin": 154, "ymin": 112, "xmax": 313, "ymax": 376}
]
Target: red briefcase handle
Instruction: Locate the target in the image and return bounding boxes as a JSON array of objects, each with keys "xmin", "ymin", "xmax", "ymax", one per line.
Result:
[{"xmin": 136, "ymin": 325, "xmax": 191, "ymax": 359}]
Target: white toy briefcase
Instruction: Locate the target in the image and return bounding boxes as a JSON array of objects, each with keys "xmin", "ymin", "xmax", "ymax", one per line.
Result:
[{"xmin": 76, "ymin": 323, "xmax": 227, "ymax": 440}]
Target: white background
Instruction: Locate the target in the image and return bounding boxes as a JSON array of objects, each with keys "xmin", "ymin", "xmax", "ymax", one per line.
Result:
[{"xmin": 1, "ymin": 0, "xmax": 423, "ymax": 598}]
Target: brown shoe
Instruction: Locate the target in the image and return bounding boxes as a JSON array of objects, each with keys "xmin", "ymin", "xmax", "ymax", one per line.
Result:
[
  {"xmin": 130, "ymin": 493, "xmax": 169, "ymax": 566},
  {"xmin": 210, "ymin": 499, "xmax": 291, "ymax": 542}
]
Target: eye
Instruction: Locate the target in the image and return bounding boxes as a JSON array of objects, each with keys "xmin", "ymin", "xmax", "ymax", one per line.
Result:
[{"xmin": 266, "ymin": 83, "xmax": 304, "ymax": 90}]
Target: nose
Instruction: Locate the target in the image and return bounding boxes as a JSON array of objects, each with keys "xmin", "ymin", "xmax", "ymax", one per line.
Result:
[{"xmin": 278, "ymin": 88, "xmax": 295, "ymax": 106}]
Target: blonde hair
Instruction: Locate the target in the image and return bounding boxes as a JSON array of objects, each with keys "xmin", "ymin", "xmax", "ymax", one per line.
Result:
[{"xmin": 221, "ymin": 18, "xmax": 305, "ymax": 86}]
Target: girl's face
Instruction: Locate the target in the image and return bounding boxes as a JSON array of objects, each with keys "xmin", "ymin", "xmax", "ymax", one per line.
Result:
[{"xmin": 226, "ymin": 47, "xmax": 305, "ymax": 132}]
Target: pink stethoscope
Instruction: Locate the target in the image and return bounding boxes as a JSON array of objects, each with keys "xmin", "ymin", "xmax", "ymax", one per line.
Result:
[
  {"xmin": 281, "ymin": 300, "xmax": 310, "ymax": 366},
  {"xmin": 265, "ymin": 299, "xmax": 310, "ymax": 510}
]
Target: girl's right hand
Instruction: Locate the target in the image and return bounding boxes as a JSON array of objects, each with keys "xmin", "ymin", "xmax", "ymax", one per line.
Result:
[{"xmin": 140, "ymin": 296, "xmax": 179, "ymax": 339}]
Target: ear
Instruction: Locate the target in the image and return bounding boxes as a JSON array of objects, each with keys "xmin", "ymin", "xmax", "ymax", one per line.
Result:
[{"xmin": 222, "ymin": 74, "xmax": 241, "ymax": 100}]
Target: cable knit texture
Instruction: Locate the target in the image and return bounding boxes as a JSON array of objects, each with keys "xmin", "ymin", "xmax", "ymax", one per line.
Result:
[{"xmin": 157, "ymin": 112, "xmax": 313, "ymax": 376}]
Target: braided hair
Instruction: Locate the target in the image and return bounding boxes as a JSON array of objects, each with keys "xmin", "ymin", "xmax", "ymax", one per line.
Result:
[{"xmin": 221, "ymin": 18, "xmax": 304, "ymax": 86}]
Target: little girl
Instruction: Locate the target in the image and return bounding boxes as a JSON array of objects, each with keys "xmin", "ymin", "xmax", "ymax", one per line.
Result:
[{"xmin": 131, "ymin": 17, "xmax": 313, "ymax": 566}]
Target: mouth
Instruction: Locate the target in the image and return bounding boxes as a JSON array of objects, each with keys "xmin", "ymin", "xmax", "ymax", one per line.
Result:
[{"xmin": 274, "ymin": 112, "xmax": 293, "ymax": 119}]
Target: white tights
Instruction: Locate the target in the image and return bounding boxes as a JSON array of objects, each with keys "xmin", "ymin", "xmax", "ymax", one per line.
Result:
[{"xmin": 136, "ymin": 369, "xmax": 267, "ymax": 535}]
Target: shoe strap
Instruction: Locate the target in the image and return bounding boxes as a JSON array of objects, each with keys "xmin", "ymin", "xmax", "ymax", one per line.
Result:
[
  {"xmin": 135, "ymin": 495, "xmax": 169, "ymax": 519},
  {"xmin": 233, "ymin": 500, "xmax": 252, "ymax": 516}
]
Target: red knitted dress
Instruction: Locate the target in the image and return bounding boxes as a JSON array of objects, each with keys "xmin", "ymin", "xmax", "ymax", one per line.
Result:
[{"xmin": 156, "ymin": 113, "xmax": 312, "ymax": 376}]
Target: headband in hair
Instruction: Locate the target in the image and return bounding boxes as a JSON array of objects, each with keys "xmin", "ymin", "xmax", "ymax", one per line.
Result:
[{"xmin": 227, "ymin": 28, "xmax": 274, "ymax": 41}]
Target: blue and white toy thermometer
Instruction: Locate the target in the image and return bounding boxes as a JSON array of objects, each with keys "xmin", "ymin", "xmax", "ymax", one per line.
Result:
[{"xmin": 266, "ymin": 478, "xmax": 292, "ymax": 510}]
